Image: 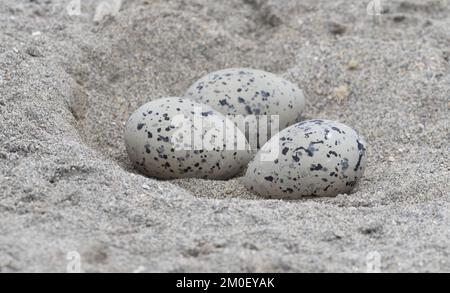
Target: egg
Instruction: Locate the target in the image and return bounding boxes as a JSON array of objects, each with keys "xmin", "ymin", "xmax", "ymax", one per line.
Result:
[
  {"xmin": 243, "ymin": 119, "xmax": 368, "ymax": 198},
  {"xmin": 185, "ymin": 68, "xmax": 306, "ymax": 148},
  {"xmin": 124, "ymin": 97, "xmax": 251, "ymax": 179}
]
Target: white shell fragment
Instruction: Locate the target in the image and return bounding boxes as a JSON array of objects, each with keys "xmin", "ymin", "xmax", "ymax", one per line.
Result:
[
  {"xmin": 94, "ymin": 0, "xmax": 122, "ymax": 22},
  {"xmin": 185, "ymin": 68, "xmax": 306, "ymax": 147},
  {"xmin": 124, "ymin": 97, "xmax": 251, "ymax": 179},
  {"xmin": 243, "ymin": 119, "xmax": 368, "ymax": 198}
]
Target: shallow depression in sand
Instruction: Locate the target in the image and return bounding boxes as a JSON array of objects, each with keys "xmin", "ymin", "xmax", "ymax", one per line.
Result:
[{"xmin": 64, "ymin": 0, "xmax": 299, "ymax": 199}]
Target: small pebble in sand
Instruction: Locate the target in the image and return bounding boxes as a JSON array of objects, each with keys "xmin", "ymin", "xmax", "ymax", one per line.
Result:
[
  {"xmin": 347, "ymin": 59, "xmax": 359, "ymax": 70},
  {"xmin": 25, "ymin": 47, "xmax": 43, "ymax": 58},
  {"xmin": 333, "ymin": 84, "xmax": 350, "ymax": 101},
  {"xmin": 124, "ymin": 97, "xmax": 251, "ymax": 180},
  {"xmin": 328, "ymin": 22, "xmax": 347, "ymax": 35},
  {"xmin": 185, "ymin": 68, "xmax": 306, "ymax": 146},
  {"xmin": 243, "ymin": 119, "xmax": 368, "ymax": 199}
]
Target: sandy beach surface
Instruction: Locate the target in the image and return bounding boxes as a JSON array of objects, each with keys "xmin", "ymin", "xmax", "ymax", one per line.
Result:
[{"xmin": 0, "ymin": 0, "xmax": 449, "ymax": 272}]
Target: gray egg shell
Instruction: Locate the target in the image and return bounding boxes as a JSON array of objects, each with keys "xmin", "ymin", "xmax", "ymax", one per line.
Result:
[
  {"xmin": 185, "ymin": 68, "xmax": 306, "ymax": 147},
  {"xmin": 124, "ymin": 97, "xmax": 252, "ymax": 180},
  {"xmin": 243, "ymin": 119, "xmax": 368, "ymax": 199}
]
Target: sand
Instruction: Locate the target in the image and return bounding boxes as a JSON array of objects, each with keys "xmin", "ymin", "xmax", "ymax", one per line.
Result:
[{"xmin": 0, "ymin": 0, "xmax": 449, "ymax": 272}]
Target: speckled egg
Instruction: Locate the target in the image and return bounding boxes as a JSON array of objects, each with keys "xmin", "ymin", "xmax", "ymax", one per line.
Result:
[
  {"xmin": 124, "ymin": 97, "xmax": 252, "ymax": 179},
  {"xmin": 185, "ymin": 68, "xmax": 306, "ymax": 147},
  {"xmin": 243, "ymin": 119, "xmax": 367, "ymax": 198}
]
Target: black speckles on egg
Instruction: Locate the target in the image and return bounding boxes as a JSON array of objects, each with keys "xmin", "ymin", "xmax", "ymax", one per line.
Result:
[
  {"xmin": 261, "ymin": 90, "xmax": 270, "ymax": 98},
  {"xmin": 353, "ymin": 139, "xmax": 367, "ymax": 172},
  {"xmin": 157, "ymin": 135, "xmax": 170, "ymax": 142},
  {"xmin": 243, "ymin": 119, "xmax": 368, "ymax": 199},
  {"xmin": 292, "ymin": 153, "xmax": 300, "ymax": 162},
  {"xmin": 184, "ymin": 68, "xmax": 306, "ymax": 148},
  {"xmin": 124, "ymin": 97, "xmax": 251, "ymax": 180},
  {"xmin": 310, "ymin": 164, "xmax": 323, "ymax": 171},
  {"xmin": 331, "ymin": 126, "xmax": 342, "ymax": 133},
  {"xmin": 144, "ymin": 144, "xmax": 151, "ymax": 154},
  {"xmin": 327, "ymin": 150, "xmax": 338, "ymax": 157},
  {"xmin": 219, "ymin": 99, "xmax": 229, "ymax": 106},
  {"xmin": 201, "ymin": 110, "xmax": 214, "ymax": 117},
  {"xmin": 341, "ymin": 158, "xmax": 349, "ymax": 171}
]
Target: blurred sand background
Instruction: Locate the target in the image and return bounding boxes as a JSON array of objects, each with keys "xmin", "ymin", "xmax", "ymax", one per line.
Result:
[{"xmin": 0, "ymin": 0, "xmax": 449, "ymax": 272}]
